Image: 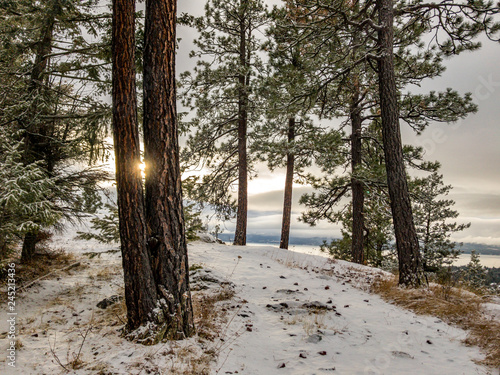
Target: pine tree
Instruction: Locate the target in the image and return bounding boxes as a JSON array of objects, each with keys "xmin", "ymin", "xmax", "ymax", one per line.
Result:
[
  {"xmin": 465, "ymin": 250, "xmax": 486, "ymax": 289},
  {"xmin": 377, "ymin": 0, "xmax": 498, "ymax": 285},
  {"xmin": 143, "ymin": 0, "xmax": 195, "ymax": 339},
  {"xmin": 179, "ymin": 0, "xmax": 268, "ymax": 245},
  {"xmin": 111, "ymin": 0, "xmax": 158, "ymax": 334},
  {"xmin": 0, "ymin": 0, "xmax": 111, "ymax": 261},
  {"xmin": 376, "ymin": 0, "xmax": 423, "ymax": 286},
  {"xmin": 0, "ymin": 128, "xmax": 60, "ymax": 258},
  {"xmin": 306, "ymin": 123, "xmax": 394, "ymax": 267},
  {"xmin": 254, "ymin": 7, "xmax": 333, "ymax": 249},
  {"xmin": 112, "ymin": 0, "xmax": 195, "ymax": 341},
  {"xmin": 411, "ymin": 172, "xmax": 471, "ymax": 271}
]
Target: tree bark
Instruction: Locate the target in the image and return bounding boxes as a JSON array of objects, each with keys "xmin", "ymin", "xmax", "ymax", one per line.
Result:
[
  {"xmin": 377, "ymin": 0, "xmax": 423, "ymax": 286},
  {"xmin": 20, "ymin": 2, "xmax": 58, "ymax": 258},
  {"xmin": 234, "ymin": 0, "xmax": 248, "ymax": 246},
  {"xmin": 21, "ymin": 231, "xmax": 38, "ymax": 263},
  {"xmin": 112, "ymin": 0, "xmax": 158, "ymax": 331},
  {"xmin": 280, "ymin": 118, "xmax": 295, "ymax": 250},
  {"xmin": 350, "ymin": 97, "xmax": 365, "ymax": 264},
  {"xmin": 143, "ymin": 0, "xmax": 195, "ymax": 339}
]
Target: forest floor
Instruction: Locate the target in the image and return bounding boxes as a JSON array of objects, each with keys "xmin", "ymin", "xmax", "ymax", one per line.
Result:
[{"xmin": 1, "ymin": 231, "xmax": 499, "ymax": 374}]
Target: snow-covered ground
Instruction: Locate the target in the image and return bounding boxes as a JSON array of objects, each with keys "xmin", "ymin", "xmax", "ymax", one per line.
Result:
[{"xmin": 1, "ymin": 233, "xmax": 498, "ymax": 374}]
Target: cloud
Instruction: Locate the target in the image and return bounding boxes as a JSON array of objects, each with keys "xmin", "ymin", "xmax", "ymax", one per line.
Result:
[
  {"xmin": 450, "ymin": 193, "xmax": 500, "ymax": 218},
  {"xmin": 248, "ymin": 186, "xmax": 315, "ymax": 212}
]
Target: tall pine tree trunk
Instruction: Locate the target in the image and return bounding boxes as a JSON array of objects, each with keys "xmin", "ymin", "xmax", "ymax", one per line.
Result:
[
  {"xmin": 234, "ymin": 1, "xmax": 248, "ymax": 246},
  {"xmin": 112, "ymin": 0, "xmax": 158, "ymax": 331},
  {"xmin": 350, "ymin": 97, "xmax": 365, "ymax": 264},
  {"xmin": 377, "ymin": 0, "xmax": 423, "ymax": 286},
  {"xmin": 280, "ymin": 118, "xmax": 295, "ymax": 250},
  {"xmin": 143, "ymin": 0, "xmax": 194, "ymax": 339}
]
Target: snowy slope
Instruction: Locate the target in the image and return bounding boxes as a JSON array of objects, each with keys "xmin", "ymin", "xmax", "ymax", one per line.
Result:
[
  {"xmin": 0, "ymin": 237, "xmax": 497, "ymax": 375},
  {"xmin": 189, "ymin": 243, "xmax": 493, "ymax": 375}
]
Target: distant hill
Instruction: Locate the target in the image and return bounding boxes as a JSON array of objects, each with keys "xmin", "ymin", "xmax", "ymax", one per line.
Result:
[
  {"xmin": 217, "ymin": 233, "xmax": 500, "ymax": 255},
  {"xmin": 217, "ymin": 233, "xmax": 333, "ymax": 247},
  {"xmin": 457, "ymin": 242, "xmax": 500, "ymax": 255}
]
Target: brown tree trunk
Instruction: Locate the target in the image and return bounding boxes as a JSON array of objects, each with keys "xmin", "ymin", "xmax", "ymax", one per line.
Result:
[
  {"xmin": 377, "ymin": 0, "xmax": 423, "ymax": 286},
  {"xmin": 350, "ymin": 98, "xmax": 365, "ymax": 264},
  {"xmin": 143, "ymin": 0, "xmax": 194, "ymax": 339},
  {"xmin": 20, "ymin": 4, "xmax": 58, "ymax": 257},
  {"xmin": 21, "ymin": 231, "xmax": 38, "ymax": 264},
  {"xmin": 234, "ymin": 2, "xmax": 248, "ymax": 246},
  {"xmin": 112, "ymin": 0, "xmax": 158, "ymax": 331},
  {"xmin": 280, "ymin": 118, "xmax": 295, "ymax": 250}
]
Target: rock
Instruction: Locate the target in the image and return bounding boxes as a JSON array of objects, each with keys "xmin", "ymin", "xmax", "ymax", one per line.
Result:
[
  {"xmin": 392, "ymin": 351, "xmax": 414, "ymax": 359},
  {"xmin": 278, "ymin": 363, "xmax": 286, "ymax": 368},
  {"xmin": 190, "ymin": 268, "xmax": 234, "ymax": 291},
  {"xmin": 303, "ymin": 301, "xmax": 331, "ymax": 310},
  {"xmin": 307, "ymin": 334, "xmax": 323, "ymax": 343},
  {"xmin": 276, "ymin": 289, "xmax": 303, "ymax": 295},
  {"xmin": 196, "ymin": 232, "xmax": 224, "ymax": 244},
  {"xmin": 97, "ymin": 295, "xmax": 123, "ymax": 309},
  {"xmin": 299, "ymin": 353, "xmax": 307, "ymax": 358},
  {"xmin": 318, "ymin": 351, "xmax": 327, "ymax": 356}
]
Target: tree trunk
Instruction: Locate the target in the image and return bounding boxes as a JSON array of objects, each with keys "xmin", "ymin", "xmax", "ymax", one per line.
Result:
[
  {"xmin": 20, "ymin": 5, "xmax": 57, "ymax": 256},
  {"xmin": 24, "ymin": 0, "xmax": 59, "ymax": 171},
  {"xmin": 377, "ymin": 0, "xmax": 423, "ymax": 286},
  {"xmin": 112, "ymin": 0, "xmax": 158, "ymax": 331},
  {"xmin": 143, "ymin": 0, "xmax": 195, "ymax": 339},
  {"xmin": 350, "ymin": 98, "xmax": 365, "ymax": 264},
  {"xmin": 234, "ymin": 2, "xmax": 248, "ymax": 246},
  {"xmin": 280, "ymin": 118, "xmax": 295, "ymax": 250},
  {"xmin": 21, "ymin": 231, "xmax": 38, "ymax": 263}
]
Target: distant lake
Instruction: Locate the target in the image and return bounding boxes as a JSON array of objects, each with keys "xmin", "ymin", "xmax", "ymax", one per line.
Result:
[{"xmin": 246, "ymin": 243, "xmax": 500, "ymax": 268}]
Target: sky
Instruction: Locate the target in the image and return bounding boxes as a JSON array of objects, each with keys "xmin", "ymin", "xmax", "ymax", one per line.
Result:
[{"xmin": 173, "ymin": 1, "xmax": 500, "ymax": 245}]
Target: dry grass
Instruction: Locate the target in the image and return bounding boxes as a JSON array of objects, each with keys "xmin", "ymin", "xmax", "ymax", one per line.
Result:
[
  {"xmin": 192, "ymin": 286, "xmax": 236, "ymax": 343},
  {"xmin": 270, "ymin": 251, "xmax": 313, "ymax": 270},
  {"xmin": 93, "ymin": 286, "xmax": 127, "ymax": 329},
  {"xmin": 372, "ymin": 276, "xmax": 500, "ymax": 368},
  {"xmin": 128, "ymin": 286, "xmax": 237, "ymax": 375},
  {"xmin": 284, "ymin": 311, "xmax": 328, "ymax": 336},
  {"xmin": 91, "ymin": 285, "xmax": 236, "ymax": 375},
  {"xmin": 89, "ymin": 263, "xmax": 122, "ymax": 282},
  {"xmin": 0, "ymin": 248, "xmax": 75, "ymax": 302}
]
